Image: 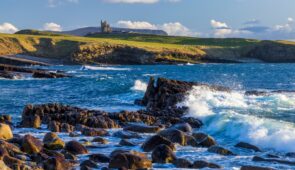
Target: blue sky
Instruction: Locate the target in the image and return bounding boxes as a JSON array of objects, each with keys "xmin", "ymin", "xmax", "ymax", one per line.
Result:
[{"xmin": 1, "ymin": 0, "xmax": 295, "ymax": 39}]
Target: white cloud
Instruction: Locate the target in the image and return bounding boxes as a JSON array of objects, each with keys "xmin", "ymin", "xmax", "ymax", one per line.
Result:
[
  {"xmin": 210, "ymin": 20, "xmax": 228, "ymax": 29},
  {"xmin": 273, "ymin": 17, "xmax": 294, "ymax": 33},
  {"xmin": 116, "ymin": 20, "xmax": 198, "ymax": 36},
  {"xmin": 0, "ymin": 23, "xmax": 18, "ymax": 34},
  {"xmin": 43, "ymin": 22, "xmax": 62, "ymax": 31},
  {"xmin": 117, "ymin": 21, "xmax": 157, "ymax": 29}
]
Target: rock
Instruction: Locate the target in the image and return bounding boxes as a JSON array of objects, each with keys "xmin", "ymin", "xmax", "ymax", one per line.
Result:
[
  {"xmin": 119, "ymin": 139, "xmax": 137, "ymax": 146},
  {"xmin": 69, "ymin": 132, "xmax": 79, "ymax": 137},
  {"xmin": 158, "ymin": 128, "xmax": 188, "ymax": 146},
  {"xmin": 43, "ymin": 132, "xmax": 65, "ymax": 150},
  {"xmin": 173, "ymin": 158, "xmax": 193, "ymax": 168},
  {"xmin": 0, "ymin": 160, "xmax": 11, "ymax": 170},
  {"xmin": 43, "ymin": 157, "xmax": 72, "ymax": 170},
  {"xmin": 80, "ymin": 160, "xmax": 98, "ymax": 169},
  {"xmin": 89, "ymin": 153, "xmax": 110, "ymax": 163},
  {"xmin": 266, "ymin": 154, "xmax": 280, "ymax": 158},
  {"xmin": 65, "ymin": 141, "xmax": 88, "ymax": 155},
  {"xmin": 151, "ymin": 144, "xmax": 176, "ymax": 163},
  {"xmin": 2, "ymin": 155, "xmax": 28, "ymax": 170},
  {"xmin": 61, "ymin": 123, "xmax": 74, "ymax": 133},
  {"xmin": 92, "ymin": 137, "xmax": 108, "ymax": 144},
  {"xmin": 208, "ymin": 146, "xmax": 235, "ymax": 156},
  {"xmin": 109, "ymin": 150, "xmax": 152, "ymax": 169},
  {"xmin": 48, "ymin": 121, "xmax": 61, "ymax": 132},
  {"xmin": 172, "ymin": 123, "xmax": 192, "ymax": 133},
  {"xmin": 252, "ymin": 156, "xmax": 295, "ymax": 166},
  {"xmin": 0, "ymin": 115, "xmax": 12, "ymax": 125},
  {"xmin": 123, "ymin": 124, "xmax": 161, "ymax": 133},
  {"xmin": 113, "ymin": 130, "xmax": 141, "ymax": 139},
  {"xmin": 180, "ymin": 117, "xmax": 203, "ymax": 128},
  {"xmin": 21, "ymin": 134, "xmax": 43, "ymax": 154},
  {"xmin": 235, "ymin": 142, "xmax": 261, "ymax": 152},
  {"xmin": 62, "ymin": 151, "xmax": 77, "ymax": 160},
  {"xmin": 192, "ymin": 132, "xmax": 216, "ymax": 147},
  {"xmin": 81, "ymin": 127, "xmax": 109, "ymax": 136},
  {"xmin": 141, "ymin": 135, "xmax": 175, "ymax": 152},
  {"xmin": 240, "ymin": 165, "xmax": 275, "ymax": 170},
  {"xmin": 21, "ymin": 115, "xmax": 41, "ymax": 129},
  {"xmin": 0, "ymin": 123, "xmax": 13, "ymax": 140},
  {"xmin": 192, "ymin": 160, "xmax": 221, "ymax": 169}
]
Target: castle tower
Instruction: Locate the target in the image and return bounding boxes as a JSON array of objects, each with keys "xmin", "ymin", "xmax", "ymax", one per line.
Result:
[{"xmin": 101, "ymin": 20, "xmax": 112, "ymax": 33}]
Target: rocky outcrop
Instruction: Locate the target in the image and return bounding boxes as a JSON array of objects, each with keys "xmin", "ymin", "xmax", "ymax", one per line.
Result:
[
  {"xmin": 151, "ymin": 144, "xmax": 176, "ymax": 163},
  {"xmin": 65, "ymin": 141, "xmax": 88, "ymax": 155},
  {"xmin": 0, "ymin": 123, "xmax": 13, "ymax": 140}
]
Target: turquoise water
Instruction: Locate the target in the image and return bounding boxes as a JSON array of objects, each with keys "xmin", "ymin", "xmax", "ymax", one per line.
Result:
[{"xmin": 2, "ymin": 64, "xmax": 295, "ymax": 169}]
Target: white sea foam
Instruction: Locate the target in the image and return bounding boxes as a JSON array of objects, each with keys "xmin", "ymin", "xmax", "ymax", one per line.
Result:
[
  {"xmin": 179, "ymin": 86, "xmax": 295, "ymax": 152},
  {"xmin": 81, "ymin": 65, "xmax": 131, "ymax": 71},
  {"xmin": 131, "ymin": 80, "xmax": 148, "ymax": 92}
]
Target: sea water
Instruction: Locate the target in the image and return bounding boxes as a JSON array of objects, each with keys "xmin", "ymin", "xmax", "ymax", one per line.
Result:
[{"xmin": 2, "ymin": 64, "xmax": 295, "ymax": 169}]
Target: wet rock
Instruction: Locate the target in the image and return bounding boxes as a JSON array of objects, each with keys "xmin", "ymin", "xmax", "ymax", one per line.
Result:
[
  {"xmin": 252, "ymin": 156, "xmax": 295, "ymax": 166},
  {"xmin": 21, "ymin": 114, "xmax": 41, "ymax": 129},
  {"xmin": 158, "ymin": 128, "xmax": 188, "ymax": 146},
  {"xmin": 48, "ymin": 121, "xmax": 61, "ymax": 132},
  {"xmin": 0, "ymin": 160, "xmax": 11, "ymax": 170},
  {"xmin": 113, "ymin": 130, "xmax": 141, "ymax": 139},
  {"xmin": 0, "ymin": 123, "xmax": 13, "ymax": 140},
  {"xmin": 81, "ymin": 127, "xmax": 109, "ymax": 137},
  {"xmin": 65, "ymin": 141, "xmax": 88, "ymax": 155},
  {"xmin": 266, "ymin": 154, "xmax": 280, "ymax": 158},
  {"xmin": 43, "ymin": 157, "xmax": 72, "ymax": 170},
  {"xmin": 21, "ymin": 134, "xmax": 43, "ymax": 154},
  {"xmin": 62, "ymin": 151, "xmax": 77, "ymax": 160},
  {"xmin": 123, "ymin": 124, "xmax": 161, "ymax": 133},
  {"xmin": 192, "ymin": 132, "xmax": 216, "ymax": 147},
  {"xmin": 80, "ymin": 160, "xmax": 98, "ymax": 169},
  {"xmin": 208, "ymin": 146, "xmax": 235, "ymax": 156},
  {"xmin": 109, "ymin": 150, "xmax": 152, "ymax": 169},
  {"xmin": 2, "ymin": 155, "xmax": 28, "ymax": 170},
  {"xmin": 172, "ymin": 123, "xmax": 192, "ymax": 133},
  {"xmin": 0, "ymin": 115, "xmax": 12, "ymax": 125},
  {"xmin": 69, "ymin": 132, "xmax": 80, "ymax": 137},
  {"xmin": 43, "ymin": 132, "xmax": 65, "ymax": 150},
  {"xmin": 152, "ymin": 144, "xmax": 176, "ymax": 163},
  {"xmin": 61, "ymin": 123, "xmax": 75, "ymax": 133},
  {"xmin": 89, "ymin": 153, "xmax": 110, "ymax": 163},
  {"xmin": 141, "ymin": 135, "xmax": 175, "ymax": 152},
  {"xmin": 92, "ymin": 137, "xmax": 108, "ymax": 144},
  {"xmin": 180, "ymin": 117, "xmax": 203, "ymax": 128},
  {"xmin": 173, "ymin": 158, "xmax": 193, "ymax": 168},
  {"xmin": 235, "ymin": 142, "xmax": 261, "ymax": 152},
  {"xmin": 192, "ymin": 160, "xmax": 221, "ymax": 169},
  {"xmin": 240, "ymin": 165, "xmax": 276, "ymax": 170},
  {"xmin": 119, "ymin": 139, "xmax": 137, "ymax": 146}
]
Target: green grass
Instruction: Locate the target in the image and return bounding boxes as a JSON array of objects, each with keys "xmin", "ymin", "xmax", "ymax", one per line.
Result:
[{"xmin": 87, "ymin": 33, "xmax": 260, "ymax": 47}]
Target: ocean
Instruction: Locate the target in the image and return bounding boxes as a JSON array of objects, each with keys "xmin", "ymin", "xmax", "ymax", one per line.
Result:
[{"xmin": 1, "ymin": 64, "xmax": 295, "ymax": 169}]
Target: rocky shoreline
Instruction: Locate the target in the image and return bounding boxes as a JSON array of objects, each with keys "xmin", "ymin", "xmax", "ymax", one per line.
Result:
[{"xmin": 0, "ymin": 77, "xmax": 294, "ymax": 169}]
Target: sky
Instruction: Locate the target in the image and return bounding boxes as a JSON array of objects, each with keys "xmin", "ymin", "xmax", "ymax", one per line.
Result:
[{"xmin": 1, "ymin": 0, "xmax": 295, "ymax": 39}]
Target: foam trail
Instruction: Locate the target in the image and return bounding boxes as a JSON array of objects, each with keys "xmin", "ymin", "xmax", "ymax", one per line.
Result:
[
  {"xmin": 81, "ymin": 65, "xmax": 131, "ymax": 71},
  {"xmin": 131, "ymin": 80, "xmax": 147, "ymax": 92},
  {"xmin": 180, "ymin": 86, "xmax": 295, "ymax": 152}
]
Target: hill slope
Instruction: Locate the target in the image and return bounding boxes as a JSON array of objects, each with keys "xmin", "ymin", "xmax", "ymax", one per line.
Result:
[{"xmin": 2, "ymin": 30, "xmax": 295, "ymax": 64}]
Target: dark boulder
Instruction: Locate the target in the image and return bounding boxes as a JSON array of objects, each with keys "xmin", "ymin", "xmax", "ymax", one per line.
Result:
[
  {"xmin": 151, "ymin": 144, "xmax": 176, "ymax": 163},
  {"xmin": 192, "ymin": 132, "xmax": 216, "ymax": 147},
  {"xmin": 158, "ymin": 128, "xmax": 190, "ymax": 146},
  {"xmin": 80, "ymin": 160, "xmax": 98, "ymax": 169},
  {"xmin": 235, "ymin": 142, "xmax": 261, "ymax": 152},
  {"xmin": 252, "ymin": 156, "xmax": 295, "ymax": 166},
  {"xmin": 21, "ymin": 134, "xmax": 43, "ymax": 154},
  {"xmin": 123, "ymin": 124, "xmax": 161, "ymax": 133},
  {"xmin": 89, "ymin": 153, "xmax": 110, "ymax": 163},
  {"xmin": 172, "ymin": 123, "xmax": 192, "ymax": 133},
  {"xmin": 113, "ymin": 130, "xmax": 141, "ymax": 139},
  {"xmin": 192, "ymin": 160, "xmax": 221, "ymax": 169},
  {"xmin": 240, "ymin": 165, "xmax": 275, "ymax": 170},
  {"xmin": 119, "ymin": 139, "xmax": 137, "ymax": 146},
  {"xmin": 173, "ymin": 158, "xmax": 193, "ymax": 168},
  {"xmin": 81, "ymin": 127, "xmax": 109, "ymax": 137},
  {"xmin": 65, "ymin": 141, "xmax": 88, "ymax": 155},
  {"xmin": 92, "ymin": 137, "xmax": 108, "ymax": 144},
  {"xmin": 180, "ymin": 117, "xmax": 203, "ymax": 128},
  {"xmin": 141, "ymin": 135, "xmax": 175, "ymax": 152},
  {"xmin": 208, "ymin": 146, "xmax": 235, "ymax": 156}
]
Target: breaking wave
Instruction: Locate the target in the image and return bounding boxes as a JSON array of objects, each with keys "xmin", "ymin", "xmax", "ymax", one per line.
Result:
[
  {"xmin": 131, "ymin": 80, "xmax": 147, "ymax": 92},
  {"xmin": 179, "ymin": 86, "xmax": 295, "ymax": 152},
  {"xmin": 81, "ymin": 65, "xmax": 131, "ymax": 71}
]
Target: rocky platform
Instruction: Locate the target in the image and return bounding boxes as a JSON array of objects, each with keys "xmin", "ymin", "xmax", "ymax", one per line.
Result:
[
  {"xmin": 0, "ymin": 64, "xmax": 71, "ymax": 79},
  {"xmin": 0, "ymin": 77, "xmax": 292, "ymax": 170}
]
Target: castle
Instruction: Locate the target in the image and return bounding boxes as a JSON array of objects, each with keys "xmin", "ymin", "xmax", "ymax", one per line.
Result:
[{"xmin": 100, "ymin": 20, "xmax": 112, "ymax": 33}]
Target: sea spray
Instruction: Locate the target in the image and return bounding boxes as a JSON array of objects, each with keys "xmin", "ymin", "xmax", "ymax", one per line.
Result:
[
  {"xmin": 131, "ymin": 80, "xmax": 148, "ymax": 92},
  {"xmin": 81, "ymin": 65, "xmax": 131, "ymax": 71},
  {"xmin": 179, "ymin": 86, "xmax": 295, "ymax": 152}
]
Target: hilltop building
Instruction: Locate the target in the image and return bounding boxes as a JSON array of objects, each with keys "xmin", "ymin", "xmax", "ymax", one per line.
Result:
[{"xmin": 101, "ymin": 20, "xmax": 112, "ymax": 33}]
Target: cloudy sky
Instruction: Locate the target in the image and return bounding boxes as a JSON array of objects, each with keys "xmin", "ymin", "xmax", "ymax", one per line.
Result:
[{"xmin": 1, "ymin": 0, "xmax": 295, "ymax": 39}]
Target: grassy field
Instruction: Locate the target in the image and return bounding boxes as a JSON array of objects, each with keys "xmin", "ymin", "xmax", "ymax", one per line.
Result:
[{"xmin": 1, "ymin": 30, "xmax": 294, "ymax": 64}]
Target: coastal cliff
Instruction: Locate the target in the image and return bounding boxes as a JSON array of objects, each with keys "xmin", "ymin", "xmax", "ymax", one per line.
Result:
[{"xmin": 1, "ymin": 31, "xmax": 295, "ymax": 64}]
